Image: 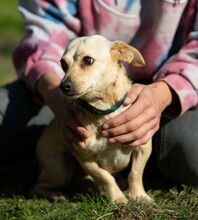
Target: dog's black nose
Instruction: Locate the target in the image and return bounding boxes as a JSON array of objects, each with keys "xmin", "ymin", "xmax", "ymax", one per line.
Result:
[{"xmin": 60, "ymin": 80, "xmax": 73, "ymax": 93}]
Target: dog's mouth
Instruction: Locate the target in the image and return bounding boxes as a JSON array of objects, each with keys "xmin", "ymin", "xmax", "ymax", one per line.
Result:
[
  {"xmin": 62, "ymin": 84, "xmax": 95, "ymax": 100},
  {"xmin": 63, "ymin": 91, "xmax": 87, "ymax": 100}
]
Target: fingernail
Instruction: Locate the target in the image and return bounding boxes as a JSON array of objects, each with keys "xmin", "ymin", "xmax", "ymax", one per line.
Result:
[
  {"xmin": 78, "ymin": 141, "xmax": 86, "ymax": 148},
  {"xmin": 124, "ymin": 97, "xmax": 132, "ymax": 105},
  {"xmin": 109, "ymin": 138, "xmax": 116, "ymax": 144},
  {"xmin": 103, "ymin": 123, "xmax": 109, "ymax": 129},
  {"xmin": 102, "ymin": 130, "xmax": 108, "ymax": 137}
]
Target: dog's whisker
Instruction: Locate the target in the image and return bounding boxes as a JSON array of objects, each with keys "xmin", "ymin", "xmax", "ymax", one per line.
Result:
[{"xmin": 65, "ymin": 98, "xmax": 77, "ymax": 105}]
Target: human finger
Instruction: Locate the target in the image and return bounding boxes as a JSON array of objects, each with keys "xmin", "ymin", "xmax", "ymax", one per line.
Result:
[
  {"xmin": 102, "ymin": 103, "xmax": 157, "ymax": 138},
  {"xmin": 126, "ymin": 129, "xmax": 156, "ymax": 147},
  {"xmin": 107, "ymin": 118, "xmax": 158, "ymax": 146},
  {"xmin": 61, "ymin": 125, "xmax": 86, "ymax": 148},
  {"xmin": 61, "ymin": 109, "xmax": 89, "ymax": 141},
  {"xmin": 103, "ymin": 94, "xmax": 151, "ymax": 130},
  {"xmin": 123, "ymin": 83, "xmax": 145, "ymax": 105}
]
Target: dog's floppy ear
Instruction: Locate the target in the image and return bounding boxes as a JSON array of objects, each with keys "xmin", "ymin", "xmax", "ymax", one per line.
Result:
[{"xmin": 110, "ymin": 41, "xmax": 145, "ymax": 67}]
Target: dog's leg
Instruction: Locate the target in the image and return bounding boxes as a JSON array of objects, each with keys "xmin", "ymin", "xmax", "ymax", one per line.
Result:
[
  {"xmin": 75, "ymin": 156, "xmax": 128, "ymax": 205},
  {"xmin": 30, "ymin": 156, "xmax": 72, "ymax": 202},
  {"xmin": 30, "ymin": 120, "xmax": 73, "ymax": 202},
  {"xmin": 128, "ymin": 139, "xmax": 153, "ymax": 202}
]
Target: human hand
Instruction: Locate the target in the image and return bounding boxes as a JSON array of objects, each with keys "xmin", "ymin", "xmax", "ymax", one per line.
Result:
[
  {"xmin": 102, "ymin": 81, "xmax": 173, "ymax": 147},
  {"xmin": 53, "ymin": 91, "xmax": 90, "ymax": 148},
  {"xmin": 36, "ymin": 72, "xmax": 90, "ymax": 148}
]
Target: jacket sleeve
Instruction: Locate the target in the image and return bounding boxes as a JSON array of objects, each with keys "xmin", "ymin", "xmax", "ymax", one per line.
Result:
[
  {"xmin": 154, "ymin": 7, "xmax": 198, "ymax": 115},
  {"xmin": 12, "ymin": 0, "xmax": 81, "ymax": 90}
]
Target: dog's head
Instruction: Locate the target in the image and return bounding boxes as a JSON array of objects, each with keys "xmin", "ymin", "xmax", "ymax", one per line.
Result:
[{"xmin": 60, "ymin": 35, "xmax": 144, "ymax": 101}]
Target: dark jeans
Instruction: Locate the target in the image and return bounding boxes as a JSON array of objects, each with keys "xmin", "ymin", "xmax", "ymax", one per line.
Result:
[
  {"xmin": 0, "ymin": 80, "xmax": 197, "ymax": 185},
  {"xmin": 0, "ymin": 80, "xmax": 54, "ymax": 165},
  {"xmin": 154, "ymin": 111, "xmax": 198, "ymax": 185}
]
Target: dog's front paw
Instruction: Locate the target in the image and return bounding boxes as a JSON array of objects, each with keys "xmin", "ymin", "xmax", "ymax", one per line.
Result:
[
  {"xmin": 113, "ymin": 196, "xmax": 128, "ymax": 205},
  {"xmin": 128, "ymin": 191, "xmax": 153, "ymax": 203},
  {"xmin": 111, "ymin": 192, "xmax": 128, "ymax": 205}
]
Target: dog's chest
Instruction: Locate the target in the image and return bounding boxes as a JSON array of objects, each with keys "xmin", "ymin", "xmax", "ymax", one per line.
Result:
[
  {"xmin": 79, "ymin": 123, "xmax": 133, "ymax": 174},
  {"xmin": 98, "ymin": 144, "xmax": 133, "ymax": 173},
  {"xmin": 74, "ymin": 106, "xmax": 133, "ymax": 173}
]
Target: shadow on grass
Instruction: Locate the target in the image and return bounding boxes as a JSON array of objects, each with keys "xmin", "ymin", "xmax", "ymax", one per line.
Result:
[{"xmin": 0, "ymin": 153, "xmax": 175, "ymax": 201}]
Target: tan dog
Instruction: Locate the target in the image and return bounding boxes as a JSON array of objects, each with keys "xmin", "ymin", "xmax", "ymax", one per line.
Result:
[{"xmin": 31, "ymin": 35, "xmax": 153, "ymax": 205}]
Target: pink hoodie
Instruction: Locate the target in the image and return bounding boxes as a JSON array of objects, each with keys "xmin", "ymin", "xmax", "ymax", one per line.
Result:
[{"xmin": 13, "ymin": 0, "xmax": 198, "ymax": 114}]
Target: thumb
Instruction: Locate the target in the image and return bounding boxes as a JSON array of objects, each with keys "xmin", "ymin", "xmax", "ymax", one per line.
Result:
[{"xmin": 123, "ymin": 83, "xmax": 145, "ymax": 105}]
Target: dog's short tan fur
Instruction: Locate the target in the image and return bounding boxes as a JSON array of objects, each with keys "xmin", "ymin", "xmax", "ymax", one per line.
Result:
[{"xmin": 31, "ymin": 35, "xmax": 153, "ymax": 204}]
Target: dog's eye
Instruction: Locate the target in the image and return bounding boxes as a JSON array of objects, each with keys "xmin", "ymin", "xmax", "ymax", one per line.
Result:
[
  {"xmin": 60, "ymin": 58, "xmax": 69, "ymax": 72},
  {"xmin": 82, "ymin": 56, "xmax": 94, "ymax": 65}
]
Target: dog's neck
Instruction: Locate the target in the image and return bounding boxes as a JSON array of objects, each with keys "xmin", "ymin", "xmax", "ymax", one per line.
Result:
[
  {"xmin": 77, "ymin": 94, "xmax": 127, "ymax": 116},
  {"xmin": 78, "ymin": 69, "xmax": 131, "ymax": 116}
]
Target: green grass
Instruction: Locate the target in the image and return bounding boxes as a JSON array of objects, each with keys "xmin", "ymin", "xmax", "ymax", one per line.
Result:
[
  {"xmin": 0, "ymin": 160, "xmax": 197, "ymax": 220},
  {"xmin": 0, "ymin": 0, "xmax": 24, "ymax": 85},
  {"xmin": 0, "ymin": 185, "xmax": 197, "ymax": 220},
  {"xmin": 0, "ymin": 1, "xmax": 198, "ymax": 219}
]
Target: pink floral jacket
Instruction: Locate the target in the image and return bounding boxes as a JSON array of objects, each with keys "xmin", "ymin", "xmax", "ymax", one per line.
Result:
[{"xmin": 13, "ymin": 0, "xmax": 198, "ymax": 114}]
